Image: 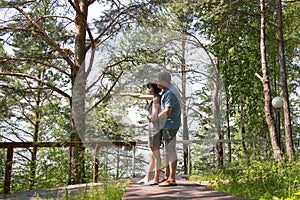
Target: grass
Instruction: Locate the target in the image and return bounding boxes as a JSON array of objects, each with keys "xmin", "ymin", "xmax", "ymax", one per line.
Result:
[
  {"xmin": 59, "ymin": 179, "xmax": 130, "ymax": 200},
  {"xmin": 189, "ymin": 161, "xmax": 300, "ymax": 200}
]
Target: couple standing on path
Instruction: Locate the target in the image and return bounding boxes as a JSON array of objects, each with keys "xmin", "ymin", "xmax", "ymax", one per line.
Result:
[{"xmin": 121, "ymin": 71, "xmax": 182, "ymax": 187}]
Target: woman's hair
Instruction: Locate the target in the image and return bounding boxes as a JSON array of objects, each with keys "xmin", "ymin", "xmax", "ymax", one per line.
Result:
[{"xmin": 147, "ymin": 83, "xmax": 162, "ymax": 94}]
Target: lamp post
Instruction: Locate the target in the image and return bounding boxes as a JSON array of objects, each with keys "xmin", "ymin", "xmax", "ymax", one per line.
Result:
[{"xmin": 272, "ymin": 96, "xmax": 283, "ymax": 151}]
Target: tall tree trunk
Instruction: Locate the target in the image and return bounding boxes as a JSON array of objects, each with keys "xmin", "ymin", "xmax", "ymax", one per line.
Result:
[
  {"xmin": 276, "ymin": 0, "xmax": 294, "ymax": 162},
  {"xmin": 259, "ymin": 0, "xmax": 283, "ymax": 162},
  {"xmin": 238, "ymin": 64, "xmax": 248, "ymax": 163},
  {"xmin": 69, "ymin": 0, "xmax": 88, "ymax": 184},
  {"xmin": 181, "ymin": 36, "xmax": 189, "ymax": 175},
  {"xmin": 213, "ymin": 56, "xmax": 223, "ymax": 167},
  {"xmin": 29, "ymin": 81, "xmax": 42, "ymax": 189},
  {"xmin": 30, "ymin": 71, "xmax": 45, "ymax": 189},
  {"xmin": 225, "ymin": 86, "xmax": 231, "ymax": 163}
]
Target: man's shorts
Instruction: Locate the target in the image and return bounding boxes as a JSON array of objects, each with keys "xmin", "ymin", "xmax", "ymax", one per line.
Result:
[
  {"xmin": 149, "ymin": 131, "xmax": 162, "ymax": 147},
  {"xmin": 162, "ymin": 129, "xmax": 179, "ymax": 153}
]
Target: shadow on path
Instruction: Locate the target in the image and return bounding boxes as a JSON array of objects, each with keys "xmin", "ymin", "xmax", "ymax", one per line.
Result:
[{"xmin": 122, "ymin": 177, "xmax": 247, "ymax": 200}]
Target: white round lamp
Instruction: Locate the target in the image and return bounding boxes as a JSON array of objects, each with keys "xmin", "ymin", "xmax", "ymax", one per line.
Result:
[{"xmin": 272, "ymin": 97, "xmax": 283, "ymax": 109}]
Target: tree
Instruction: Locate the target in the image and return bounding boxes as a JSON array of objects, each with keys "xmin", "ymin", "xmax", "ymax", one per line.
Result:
[
  {"xmin": 283, "ymin": 1, "xmax": 300, "ymax": 152},
  {"xmin": 276, "ymin": 0, "xmax": 294, "ymax": 162},
  {"xmin": 0, "ymin": 0, "xmax": 162, "ymax": 186},
  {"xmin": 0, "ymin": 0, "xmax": 299, "ymax": 191},
  {"xmin": 258, "ymin": 0, "xmax": 283, "ymax": 162}
]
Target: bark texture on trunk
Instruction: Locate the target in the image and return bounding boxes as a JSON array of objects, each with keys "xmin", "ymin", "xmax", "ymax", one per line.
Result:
[
  {"xmin": 213, "ymin": 56, "xmax": 223, "ymax": 167},
  {"xmin": 69, "ymin": 0, "xmax": 88, "ymax": 184},
  {"xmin": 276, "ymin": 0, "xmax": 294, "ymax": 162},
  {"xmin": 260, "ymin": 0, "xmax": 283, "ymax": 162}
]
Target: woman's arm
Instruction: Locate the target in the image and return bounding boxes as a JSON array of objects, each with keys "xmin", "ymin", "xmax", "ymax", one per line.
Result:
[
  {"xmin": 119, "ymin": 92, "xmax": 142, "ymax": 97},
  {"xmin": 119, "ymin": 93, "xmax": 153, "ymax": 100},
  {"xmin": 138, "ymin": 94, "xmax": 154, "ymax": 100}
]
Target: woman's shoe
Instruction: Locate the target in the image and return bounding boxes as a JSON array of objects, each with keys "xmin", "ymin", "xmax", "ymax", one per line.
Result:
[
  {"xmin": 136, "ymin": 178, "xmax": 147, "ymax": 184},
  {"xmin": 144, "ymin": 180, "xmax": 158, "ymax": 186}
]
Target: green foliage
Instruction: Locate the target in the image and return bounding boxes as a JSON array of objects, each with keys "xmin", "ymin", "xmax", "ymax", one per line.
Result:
[
  {"xmin": 59, "ymin": 180, "xmax": 129, "ymax": 200},
  {"xmin": 1, "ymin": 0, "xmax": 299, "ymax": 194},
  {"xmin": 191, "ymin": 161, "xmax": 300, "ymax": 200},
  {"xmin": 9, "ymin": 147, "xmax": 69, "ymax": 192},
  {"xmin": 34, "ymin": 147, "xmax": 70, "ymax": 188}
]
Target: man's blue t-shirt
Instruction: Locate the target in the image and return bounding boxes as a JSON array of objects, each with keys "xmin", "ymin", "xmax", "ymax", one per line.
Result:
[{"xmin": 160, "ymin": 84, "xmax": 181, "ymax": 130}]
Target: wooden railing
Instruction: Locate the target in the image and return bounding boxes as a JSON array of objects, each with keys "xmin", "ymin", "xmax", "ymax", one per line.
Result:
[
  {"xmin": 0, "ymin": 141, "xmax": 136, "ymax": 194},
  {"xmin": 1, "ymin": 138, "xmax": 298, "ymax": 194}
]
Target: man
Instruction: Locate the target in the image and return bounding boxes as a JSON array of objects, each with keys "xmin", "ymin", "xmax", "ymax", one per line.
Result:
[{"xmin": 156, "ymin": 71, "xmax": 181, "ymax": 187}]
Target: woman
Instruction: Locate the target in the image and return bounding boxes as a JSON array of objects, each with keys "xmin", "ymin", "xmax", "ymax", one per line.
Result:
[{"xmin": 120, "ymin": 80, "xmax": 162, "ymax": 185}]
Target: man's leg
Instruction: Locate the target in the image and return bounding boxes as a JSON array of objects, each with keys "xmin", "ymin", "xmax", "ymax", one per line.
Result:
[
  {"xmin": 160, "ymin": 129, "xmax": 178, "ymax": 185},
  {"xmin": 167, "ymin": 152, "xmax": 177, "ymax": 182},
  {"xmin": 164, "ymin": 155, "xmax": 170, "ymax": 179}
]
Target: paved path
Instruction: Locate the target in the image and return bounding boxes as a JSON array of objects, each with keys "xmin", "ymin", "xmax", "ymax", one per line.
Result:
[
  {"xmin": 122, "ymin": 177, "xmax": 247, "ymax": 200},
  {"xmin": 0, "ymin": 177, "xmax": 247, "ymax": 200}
]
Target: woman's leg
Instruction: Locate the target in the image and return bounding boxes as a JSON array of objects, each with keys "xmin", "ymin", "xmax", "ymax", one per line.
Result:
[
  {"xmin": 150, "ymin": 146, "xmax": 161, "ymax": 182},
  {"xmin": 145, "ymin": 149, "xmax": 155, "ymax": 181},
  {"xmin": 137, "ymin": 148, "xmax": 154, "ymax": 183}
]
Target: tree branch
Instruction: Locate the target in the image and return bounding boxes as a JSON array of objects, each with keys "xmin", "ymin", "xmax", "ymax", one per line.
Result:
[
  {"xmin": 10, "ymin": 5, "xmax": 76, "ymax": 72},
  {"xmin": 1, "ymin": 57, "xmax": 70, "ymax": 77},
  {"xmin": 185, "ymin": 104, "xmax": 212, "ymax": 127},
  {"xmin": 0, "ymin": 72, "xmax": 71, "ymax": 100},
  {"xmin": 91, "ymin": 3, "xmax": 144, "ymax": 49},
  {"xmin": 255, "ymin": 73, "xmax": 263, "ymax": 83},
  {"xmin": 86, "ymin": 71, "xmax": 123, "ymax": 114},
  {"xmin": 36, "ymin": 15, "xmax": 74, "ymax": 23}
]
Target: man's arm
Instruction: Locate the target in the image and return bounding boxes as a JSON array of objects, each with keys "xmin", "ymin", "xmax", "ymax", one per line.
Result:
[
  {"xmin": 157, "ymin": 107, "xmax": 172, "ymax": 120},
  {"xmin": 157, "ymin": 91, "xmax": 174, "ymax": 119}
]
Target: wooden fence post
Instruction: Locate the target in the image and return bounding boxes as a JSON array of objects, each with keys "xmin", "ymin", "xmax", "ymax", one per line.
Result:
[
  {"xmin": 4, "ymin": 147, "xmax": 14, "ymax": 194},
  {"xmin": 132, "ymin": 145, "xmax": 135, "ymax": 177},
  {"xmin": 93, "ymin": 144, "xmax": 99, "ymax": 183}
]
